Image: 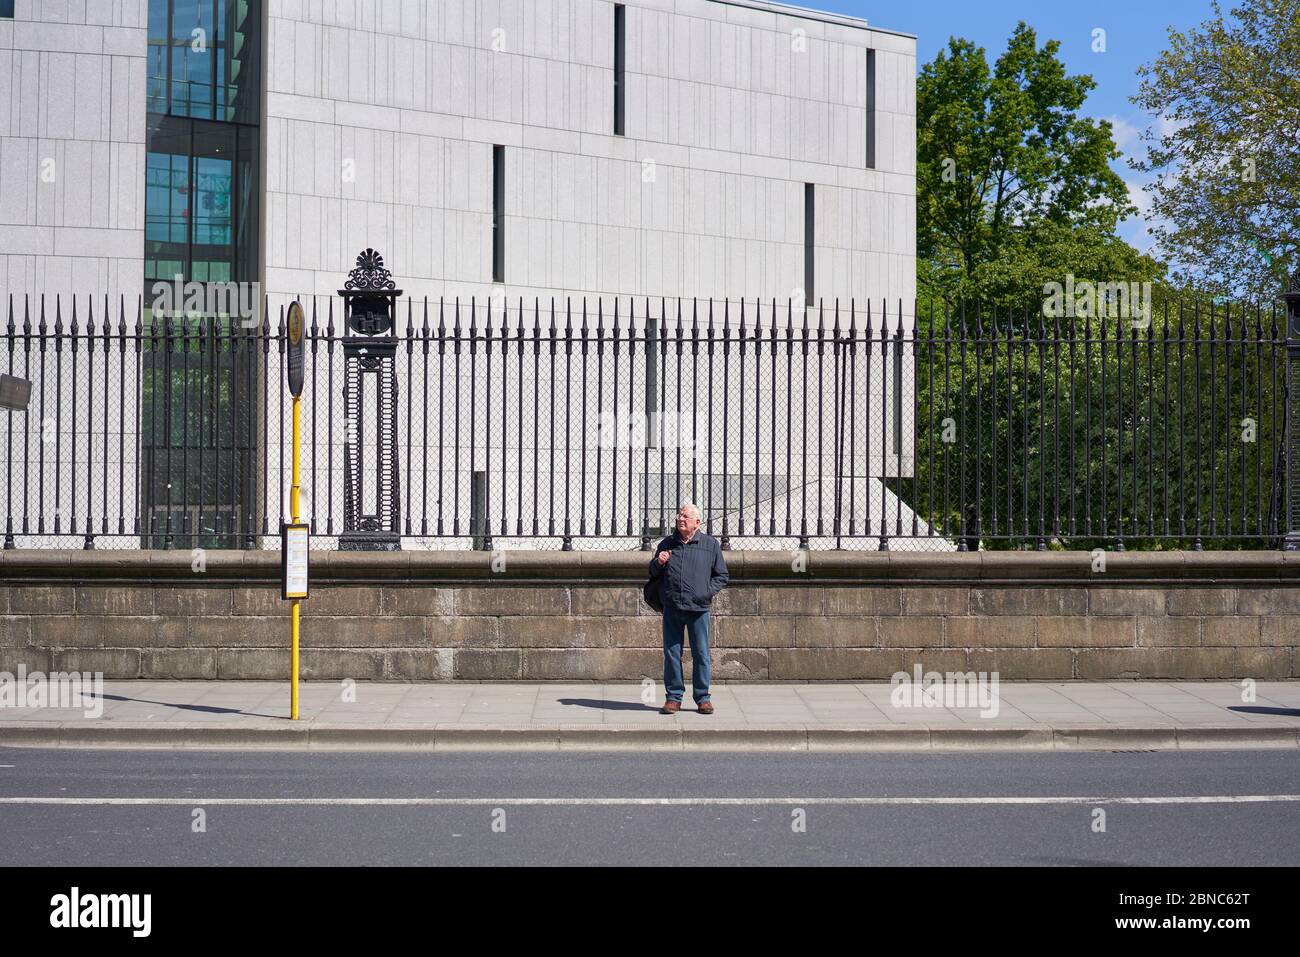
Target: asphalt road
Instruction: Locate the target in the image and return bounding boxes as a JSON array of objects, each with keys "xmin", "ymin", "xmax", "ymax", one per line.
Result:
[{"xmin": 1, "ymin": 747, "xmax": 1298, "ymax": 866}]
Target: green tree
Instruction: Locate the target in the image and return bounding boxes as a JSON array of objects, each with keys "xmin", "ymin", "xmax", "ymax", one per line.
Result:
[
  {"xmin": 1130, "ymin": 0, "xmax": 1300, "ymax": 298},
  {"xmin": 918, "ymin": 23, "xmax": 1137, "ymax": 302},
  {"xmin": 898, "ymin": 24, "xmax": 1287, "ymax": 551},
  {"xmin": 895, "ymin": 299, "xmax": 1284, "ymax": 551}
]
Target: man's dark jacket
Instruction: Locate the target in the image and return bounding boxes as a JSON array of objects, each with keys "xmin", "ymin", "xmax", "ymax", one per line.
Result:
[{"xmin": 646, "ymin": 529, "xmax": 729, "ymax": 613}]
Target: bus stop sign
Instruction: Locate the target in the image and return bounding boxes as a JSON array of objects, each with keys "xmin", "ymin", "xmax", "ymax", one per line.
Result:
[{"xmin": 286, "ymin": 301, "xmax": 305, "ymax": 398}]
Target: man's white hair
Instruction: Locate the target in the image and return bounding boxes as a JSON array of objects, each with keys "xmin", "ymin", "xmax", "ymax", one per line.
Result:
[{"xmin": 678, "ymin": 503, "xmax": 702, "ymax": 521}]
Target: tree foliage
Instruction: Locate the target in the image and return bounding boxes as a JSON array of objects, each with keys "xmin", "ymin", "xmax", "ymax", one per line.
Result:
[
  {"xmin": 918, "ymin": 23, "xmax": 1138, "ymax": 303},
  {"xmin": 1130, "ymin": 0, "xmax": 1300, "ymax": 298}
]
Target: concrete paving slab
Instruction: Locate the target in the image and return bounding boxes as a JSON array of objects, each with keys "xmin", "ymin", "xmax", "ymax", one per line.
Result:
[{"xmin": 0, "ymin": 680, "xmax": 1297, "ymax": 751}]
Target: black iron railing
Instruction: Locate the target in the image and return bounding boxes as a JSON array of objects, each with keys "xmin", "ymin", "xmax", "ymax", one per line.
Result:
[
  {"xmin": 911, "ymin": 300, "xmax": 1285, "ymax": 551},
  {"xmin": 0, "ymin": 293, "xmax": 1288, "ymax": 551}
]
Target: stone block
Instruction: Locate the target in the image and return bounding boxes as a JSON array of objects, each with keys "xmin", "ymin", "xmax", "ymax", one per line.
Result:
[
  {"xmin": 1076, "ymin": 647, "xmax": 1237, "ymax": 679},
  {"xmin": 421, "ymin": 616, "xmax": 501, "ymax": 648},
  {"xmin": 521, "ymin": 648, "xmax": 661, "ymax": 680},
  {"xmin": 0, "ymin": 648, "xmax": 51, "ymax": 672},
  {"xmin": 708, "ymin": 615, "xmax": 795, "ymax": 647},
  {"xmin": 971, "ymin": 587, "xmax": 1086, "ymax": 616},
  {"xmin": 900, "ymin": 587, "xmax": 967, "ymax": 615},
  {"xmin": 301, "ymin": 586, "xmax": 382, "ymax": 617},
  {"xmin": 1136, "ymin": 616, "xmax": 1200, "ymax": 647},
  {"xmin": 570, "ymin": 586, "xmax": 639, "ymax": 616},
  {"xmin": 1201, "ymin": 618, "xmax": 1260, "ymax": 647},
  {"xmin": 454, "ymin": 649, "xmax": 522, "ymax": 679},
  {"xmin": 387, "ymin": 649, "xmax": 454, "ymax": 680},
  {"xmin": 456, "ymin": 586, "xmax": 569, "ymax": 616},
  {"xmin": 32, "ymin": 616, "xmax": 185, "ymax": 648},
  {"xmin": 1235, "ymin": 647, "xmax": 1293, "ymax": 679},
  {"xmin": 789, "ymin": 617, "xmax": 868, "ymax": 647},
  {"xmin": 1088, "ymin": 588, "xmax": 1165, "ymax": 616},
  {"xmin": 945, "ymin": 617, "xmax": 1037, "ymax": 648},
  {"xmin": 216, "ymin": 648, "xmax": 287, "ymax": 679},
  {"xmin": 1260, "ymin": 617, "xmax": 1300, "ymax": 647},
  {"xmin": 177, "ymin": 616, "xmax": 283, "ymax": 648},
  {"xmin": 1166, "ymin": 587, "xmax": 1235, "ymax": 616},
  {"xmin": 380, "ymin": 586, "xmax": 457, "ymax": 616},
  {"xmin": 9, "ymin": 586, "xmax": 75, "ymax": 615},
  {"xmin": 0, "ymin": 616, "xmax": 30, "ymax": 648},
  {"xmin": 1037, "ymin": 617, "xmax": 1134, "ymax": 647},
  {"xmin": 51, "ymin": 648, "xmax": 142, "ymax": 677},
  {"xmin": 300, "ymin": 649, "xmax": 386, "ymax": 681},
  {"xmin": 713, "ymin": 649, "xmax": 769, "ymax": 680},
  {"xmin": 154, "ymin": 587, "xmax": 233, "ymax": 617},
  {"xmin": 608, "ymin": 616, "xmax": 672, "ymax": 648},
  {"xmin": 824, "ymin": 587, "xmax": 901, "ymax": 616},
  {"xmin": 142, "ymin": 648, "xmax": 219, "ymax": 679},
  {"xmin": 305, "ymin": 616, "xmax": 427, "ymax": 648},
  {"xmin": 967, "ymin": 648, "xmax": 1074, "ymax": 680},
  {"xmin": 768, "ymin": 648, "xmax": 966, "ymax": 680},
  {"xmin": 757, "ymin": 586, "xmax": 823, "ymax": 615},
  {"xmin": 878, "ymin": 617, "xmax": 944, "ymax": 648},
  {"xmin": 710, "ymin": 586, "xmax": 759, "ymax": 615},
  {"xmin": 498, "ymin": 616, "xmax": 611, "ymax": 648},
  {"xmin": 232, "ymin": 587, "xmax": 291, "ymax": 617},
  {"xmin": 1236, "ymin": 588, "xmax": 1300, "ymax": 616},
  {"xmin": 75, "ymin": 586, "xmax": 155, "ymax": 616}
]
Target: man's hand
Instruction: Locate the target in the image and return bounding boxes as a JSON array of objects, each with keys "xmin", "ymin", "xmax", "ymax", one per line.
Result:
[{"xmin": 657, "ymin": 550, "xmax": 671, "ymax": 566}]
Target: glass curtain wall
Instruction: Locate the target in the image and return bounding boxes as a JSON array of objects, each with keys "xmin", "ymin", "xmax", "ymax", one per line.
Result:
[{"xmin": 142, "ymin": 0, "xmax": 261, "ymax": 548}]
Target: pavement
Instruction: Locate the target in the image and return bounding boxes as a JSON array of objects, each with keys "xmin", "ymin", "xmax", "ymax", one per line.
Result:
[{"xmin": 0, "ymin": 680, "xmax": 1298, "ymax": 751}]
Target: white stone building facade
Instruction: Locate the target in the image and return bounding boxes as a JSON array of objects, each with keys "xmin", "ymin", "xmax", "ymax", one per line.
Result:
[
  {"xmin": 0, "ymin": 0, "xmax": 147, "ymax": 300},
  {"xmin": 0, "ymin": 1, "xmax": 929, "ymax": 551},
  {"xmin": 1, "ymin": 0, "xmax": 916, "ymax": 308},
  {"xmin": 263, "ymin": 0, "xmax": 915, "ymax": 308}
]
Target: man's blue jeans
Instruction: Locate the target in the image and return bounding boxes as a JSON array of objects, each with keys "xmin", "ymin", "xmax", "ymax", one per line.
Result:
[{"xmin": 662, "ymin": 605, "xmax": 712, "ymax": 703}]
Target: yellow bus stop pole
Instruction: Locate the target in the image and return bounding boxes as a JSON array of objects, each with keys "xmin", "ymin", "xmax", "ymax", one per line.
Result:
[{"xmin": 290, "ymin": 394, "xmax": 301, "ymax": 720}]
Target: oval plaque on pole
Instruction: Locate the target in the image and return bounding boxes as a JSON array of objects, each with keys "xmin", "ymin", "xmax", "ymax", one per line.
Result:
[{"xmin": 286, "ymin": 300, "xmax": 305, "ymax": 398}]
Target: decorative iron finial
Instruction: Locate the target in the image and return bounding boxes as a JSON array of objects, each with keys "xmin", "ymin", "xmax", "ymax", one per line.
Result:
[
  {"xmin": 339, "ymin": 248, "xmax": 402, "ymax": 337},
  {"xmin": 343, "ymin": 248, "xmax": 397, "ymax": 292}
]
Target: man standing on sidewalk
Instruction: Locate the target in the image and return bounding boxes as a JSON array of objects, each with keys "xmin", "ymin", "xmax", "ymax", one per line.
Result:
[{"xmin": 647, "ymin": 503, "xmax": 729, "ymax": 714}]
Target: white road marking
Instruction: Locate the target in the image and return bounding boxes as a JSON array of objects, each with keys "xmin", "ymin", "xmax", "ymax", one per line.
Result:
[{"xmin": 0, "ymin": 795, "xmax": 1297, "ymax": 806}]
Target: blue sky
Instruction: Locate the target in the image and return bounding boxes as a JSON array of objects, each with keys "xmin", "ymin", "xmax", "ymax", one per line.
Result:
[{"xmin": 796, "ymin": 0, "xmax": 1220, "ymax": 254}]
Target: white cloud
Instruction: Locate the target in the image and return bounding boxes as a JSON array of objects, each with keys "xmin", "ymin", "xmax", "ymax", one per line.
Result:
[
  {"xmin": 1157, "ymin": 113, "xmax": 1190, "ymax": 140},
  {"xmin": 1105, "ymin": 114, "xmax": 1142, "ymax": 152},
  {"xmin": 1125, "ymin": 177, "xmax": 1153, "ymax": 218},
  {"xmin": 1120, "ymin": 215, "xmax": 1159, "ymax": 255},
  {"xmin": 1119, "ymin": 177, "xmax": 1162, "ymax": 255}
]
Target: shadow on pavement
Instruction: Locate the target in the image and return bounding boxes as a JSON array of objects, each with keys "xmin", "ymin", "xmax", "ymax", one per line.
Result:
[
  {"xmin": 97, "ymin": 693, "xmax": 281, "ymax": 720},
  {"xmin": 1228, "ymin": 705, "xmax": 1300, "ymax": 718},
  {"xmin": 556, "ymin": 698, "xmax": 661, "ymax": 712}
]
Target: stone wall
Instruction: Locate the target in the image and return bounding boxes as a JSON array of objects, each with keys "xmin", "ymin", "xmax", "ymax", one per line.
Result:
[{"xmin": 1, "ymin": 550, "xmax": 1298, "ymax": 680}]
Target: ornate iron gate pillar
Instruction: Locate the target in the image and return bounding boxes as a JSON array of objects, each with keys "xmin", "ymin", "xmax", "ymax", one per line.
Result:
[
  {"xmin": 1283, "ymin": 270, "xmax": 1300, "ymax": 550},
  {"xmin": 339, "ymin": 249, "xmax": 403, "ymax": 551}
]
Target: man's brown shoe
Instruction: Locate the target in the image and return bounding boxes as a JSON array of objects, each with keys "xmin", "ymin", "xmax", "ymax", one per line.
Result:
[
  {"xmin": 697, "ymin": 701, "xmax": 714, "ymax": 714},
  {"xmin": 659, "ymin": 700, "xmax": 681, "ymax": 714}
]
